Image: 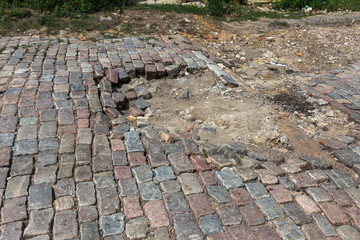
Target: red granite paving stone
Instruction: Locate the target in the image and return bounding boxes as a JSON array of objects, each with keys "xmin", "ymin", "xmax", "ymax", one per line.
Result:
[
  {"xmin": 144, "ymin": 200, "xmax": 170, "ymax": 228},
  {"xmin": 286, "ymin": 158, "xmax": 309, "ymax": 170},
  {"xmin": 0, "ymin": 147, "xmax": 11, "ymax": 167},
  {"xmin": 266, "ymin": 184, "xmax": 293, "ymax": 204},
  {"xmin": 77, "ymin": 119, "xmax": 89, "ymax": 128},
  {"xmin": 262, "ymin": 162, "xmax": 285, "ymax": 176},
  {"xmin": 322, "ymin": 139, "xmax": 347, "ymax": 151},
  {"xmin": 319, "ymin": 202, "xmax": 350, "ymax": 225},
  {"xmin": 199, "ymin": 171, "xmax": 217, "ymax": 186},
  {"xmin": 295, "ymin": 195, "xmax": 321, "ymax": 215},
  {"xmin": 301, "ymin": 223, "xmax": 326, "ymax": 240},
  {"xmin": 239, "ymin": 204, "xmax": 265, "ymax": 226},
  {"xmin": 18, "ymin": 96, "xmax": 35, "ymax": 107},
  {"xmin": 123, "ymin": 195, "xmax": 143, "ymax": 220},
  {"xmin": 227, "ymin": 224, "xmax": 257, "ymax": 240},
  {"xmin": 114, "ymin": 166, "xmax": 132, "ymax": 180},
  {"xmin": 3, "ymin": 95, "xmax": 18, "ymax": 104},
  {"xmin": 77, "ymin": 109, "xmax": 90, "ymax": 119},
  {"xmin": 58, "ymin": 124, "xmax": 77, "ymax": 135},
  {"xmin": 111, "ymin": 139, "xmax": 126, "ymax": 152},
  {"xmin": 38, "ymin": 82, "xmax": 53, "ymax": 92},
  {"xmin": 229, "ymin": 188, "xmax": 254, "ymax": 206},
  {"xmin": 128, "ymin": 152, "xmax": 147, "ymax": 167},
  {"xmin": 307, "ymin": 169, "xmax": 328, "ymax": 183},
  {"xmin": 254, "ymin": 225, "xmax": 281, "ymax": 240},
  {"xmin": 190, "ymin": 155, "xmax": 211, "ymax": 172},
  {"xmin": 206, "ymin": 232, "xmax": 232, "ymax": 240},
  {"xmin": 289, "ymin": 172, "xmax": 318, "ymax": 188},
  {"xmin": 327, "ymin": 188, "xmax": 353, "ymax": 207},
  {"xmin": 124, "ymin": 91, "xmax": 137, "ymax": 100},
  {"xmin": 345, "ymin": 207, "xmax": 360, "ymax": 230},
  {"xmin": 313, "ymin": 84, "xmax": 334, "ymax": 94},
  {"xmin": 187, "ymin": 193, "xmax": 215, "ymax": 217},
  {"xmin": 267, "ymin": 154, "xmax": 285, "ymax": 164},
  {"xmin": 326, "ymin": 237, "xmax": 341, "ymax": 240}
]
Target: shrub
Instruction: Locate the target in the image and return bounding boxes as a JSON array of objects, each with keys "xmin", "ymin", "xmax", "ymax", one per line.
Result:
[{"xmin": 274, "ymin": 0, "xmax": 360, "ymax": 11}]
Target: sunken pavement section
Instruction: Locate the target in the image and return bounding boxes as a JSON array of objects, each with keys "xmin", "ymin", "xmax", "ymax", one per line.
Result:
[{"xmin": 0, "ymin": 35, "xmax": 360, "ymax": 240}]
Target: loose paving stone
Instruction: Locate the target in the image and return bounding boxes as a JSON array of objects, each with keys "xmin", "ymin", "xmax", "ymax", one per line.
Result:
[
  {"xmin": 256, "ymin": 197, "xmax": 284, "ymax": 220},
  {"xmin": 200, "ymin": 214, "xmax": 222, "ymax": 235},
  {"xmin": 5, "ymin": 175, "xmax": 30, "ymax": 198},
  {"xmin": 80, "ymin": 222, "xmax": 101, "ymax": 240},
  {"xmin": 301, "ymin": 223, "xmax": 326, "ymax": 240},
  {"xmin": 24, "ymin": 208, "xmax": 54, "ymax": 237},
  {"xmin": 300, "ymin": 155, "xmax": 332, "ymax": 169},
  {"xmin": 295, "ymin": 195, "xmax": 321, "ymax": 215},
  {"xmin": 215, "ymin": 167, "xmax": 244, "ymax": 189},
  {"xmin": 206, "ymin": 185, "xmax": 231, "ymax": 203},
  {"xmin": 1, "ymin": 196, "xmax": 27, "ymax": 223},
  {"xmin": 229, "ymin": 187, "xmax": 254, "ymax": 206},
  {"xmin": 153, "ymin": 166, "xmax": 176, "ymax": 182},
  {"xmin": 319, "ymin": 202, "xmax": 350, "ymax": 225},
  {"xmin": 79, "ymin": 205, "xmax": 99, "ymax": 223},
  {"xmin": 97, "ymin": 187, "xmax": 120, "ymax": 216},
  {"xmin": 173, "ymin": 213, "xmax": 204, "ymax": 240},
  {"xmin": 245, "ymin": 182, "xmax": 269, "ymax": 199},
  {"xmin": 167, "ymin": 152, "xmax": 195, "ymax": 174},
  {"xmin": 0, "ymin": 221, "xmax": 23, "ymax": 240},
  {"xmin": 227, "ymin": 224, "xmax": 257, "ymax": 240},
  {"xmin": 28, "ymin": 183, "xmax": 53, "ymax": 210},
  {"xmin": 132, "ymin": 165, "xmax": 153, "ymax": 183},
  {"xmin": 76, "ymin": 181, "xmax": 96, "ymax": 206},
  {"xmin": 138, "ymin": 181, "xmax": 162, "ymax": 201},
  {"xmin": 337, "ymin": 225, "xmax": 360, "ymax": 240},
  {"xmin": 187, "ymin": 193, "xmax": 215, "ymax": 217},
  {"xmin": 54, "ymin": 196, "xmax": 75, "ymax": 211},
  {"xmin": 163, "ymin": 192, "xmax": 190, "ymax": 215},
  {"xmin": 124, "ymin": 131, "xmax": 144, "ymax": 153},
  {"xmin": 160, "ymin": 179, "xmax": 181, "ymax": 193},
  {"xmin": 282, "ymin": 202, "xmax": 310, "ymax": 225},
  {"xmin": 306, "ymin": 187, "xmax": 333, "ymax": 202},
  {"xmin": 53, "ymin": 210, "xmax": 78, "ymax": 240},
  {"xmin": 100, "ymin": 213, "xmax": 125, "ymax": 236},
  {"xmin": 274, "ymin": 219, "xmax": 305, "ymax": 240},
  {"xmin": 125, "ymin": 217, "xmax": 148, "ymax": 239},
  {"xmin": 324, "ymin": 170, "xmax": 357, "ymax": 189},
  {"xmin": 217, "ymin": 203, "xmax": 242, "ymax": 226},
  {"xmin": 119, "ymin": 178, "xmax": 139, "ymax": 197},
  {"xmin": 312, "ymin": 213, "xmax": 338, "ymax": 237},
  {"xmin": 178, "ymin": 173, "xmax": 203, "ymax": 195}
]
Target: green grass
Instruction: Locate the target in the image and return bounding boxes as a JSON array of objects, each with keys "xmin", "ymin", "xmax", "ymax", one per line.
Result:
[
  {"xmin": 270, "ymin": 20, "xmax": 290, "ymax": 28},
  {"xmin": 274, "ymin": 0, "xmax": 360, "ymax": 11},
  {"xmin": 126, "ymin": 3, "xmax": 209, "ymax": 15},
  {"xmin": 0, "ymin": 47, "xmax": 5, "ymax": 54}
]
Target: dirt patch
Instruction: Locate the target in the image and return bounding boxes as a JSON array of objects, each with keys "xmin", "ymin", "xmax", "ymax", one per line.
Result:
[{"xmin": 272, "ymin": 90, "xmax": 314, "ymax": 114}]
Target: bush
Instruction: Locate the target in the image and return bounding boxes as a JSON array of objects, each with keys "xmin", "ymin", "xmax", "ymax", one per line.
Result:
[
  {"xmin": 207, "ymin": 0, "xmax": 246, "ymax": 17},
  {"xmin": 274, "ymin": 0, "xmax": 360, "ymax": 11}
]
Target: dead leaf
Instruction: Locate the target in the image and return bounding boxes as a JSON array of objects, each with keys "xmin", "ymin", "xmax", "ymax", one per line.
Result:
[{"xmin": 294, "ymin": 50, "xmax": 303, "ymax": 56}]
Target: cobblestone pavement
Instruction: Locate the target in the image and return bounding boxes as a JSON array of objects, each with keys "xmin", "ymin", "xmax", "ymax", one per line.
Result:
[{"xmin": 0, "ymin": 35, "xmax": 360, "ymax": 240}]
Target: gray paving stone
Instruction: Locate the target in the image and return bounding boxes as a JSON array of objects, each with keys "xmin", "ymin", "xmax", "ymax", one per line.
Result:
[
  {"xmin": 57, "ymin": 154, "xmax": 75, "ymax": 179},
  {"xmin": 333, "ymin": 149, "xmax": 360, "ymax": 167},
  {"xmin": 0, "ymin": 167, "xmax": 8, "ymax": 188},
  {"xmin": 274, "ymin": 219, "xmax": 305, "ymax": 240},
  {"xmin": 77, "ymin": 128, "xmax": 92, "ymax": 145},
  {"xmin": 173, "ymin": 213, "xmax": 204, "ymax": 240},
  {"xmin": 53, "ymin": 210, "xmax": 78, "ymax": 240},
  {"xmin": 279, "ymin": 177, "xmax": 295, "ymax": 190},
  {"xmin": 245, "ymin": 182, "xmax": 269, "ymax": 199},
  {"xmin": 163, "ymin": 192, "xmax": 190, "ymax": 215},
  {"xmin": 179, "ymin": 138, "xmax": 199, "ymax": 155},
  {"xmin": 97, "ymin": 187, "xmax": 120, "ymax": 216},
  {"xmin": 119, "ymin": 178, "xmax": 139, "ymax": 197},
  {"xmin": 34, "ymin": 165, "xmax": 58, "ymax": 184},
  {"xmin": 167, "ymin": 152, "xmax": 195, "ymax": 175},
  {"xmin": 216, "ymin": 203, "xmax": 242, "ymax": 226},
  {"xmin": 38, "ymin": 122, "xmax": 57, "ymax": 139},
  {"xmin": 28, "ymin": 183, "xmax": 53, "ymax": 210},
  {"xmin": 138, "ymin": 181, "xmax": 162, "ymax": 201},
  {"xmin": 163, "ymin": 143, "xmax": 182, "ymax": 155},
  {"xmin": 58, "ymin": 109, "xmax": 75, "ymax": 125},
  {"xmin": 92, "ymin": 135, "xmax": 111, "ymax": 156},
  {"xmin": 112, "ymin": 151, "xmax": 128, "ymax": 166},
  {"xmin": 132, "ymin": 165, "xmax": 153, "ymax": 183},
  {"xmin": 24, "ymin": 208, "xmax": 54, "ymax": 237},
  {"xmin": 79, "ymin": 205, "xmax": 99, "ymax": 223},
  {"xmin": 160, "ymin": 180, "xmax": 181, "ymax": 193},
  {"xmin": 59, "ymin": 134, "xmax": 75, "ymax": 153},
  {"xmin": 337, "ymin": 225, "xmax": 360, "ymax": 240},
  {"xmin": 215, "ymin": 167, "xmax": 244, "ymax": 189},
  {"xmin": 312, "ymin": 213, "xmax": 338, "ymax": 237},
  {"xmin": 153, "ymin": 166, "xmax": 176, "ymax": 182},
  {"xmin": 200, "ymin": 214, "xmax": 222, "ymax": 235},
  {"xmin": 124, "ymin": 131, "xmax": 144, "ymax": 153},
  {"xmin": 324, "ymin": 170, "xmax": 357, "ymax": 189},
  {"xmin": 154, "ymin": 227, "xmax": 170, "ymax": 240},
  {"xmin": 256, "ymin": 197, "xmax": 284, "ymax": 220},
  {"xmin": 54, "ymin": 196, "xmax": 75, "ymax": 211},
  {"xmin": 344, "ymin": 187, "xmax": 360, "ymax": 208},
  {"xmin": 178, "ymin": 173, "xmax": 203, "ymax": 195},
  {"xmin": 10, "ymin": 155, "xmax": 33, "ymax": 176},
  {"xmin": 300, "ymin": 155, "xmax": 332, "ymax": 169},
  {"xmin": 94, "ymin": 172, "xmax": 116, "ymax": 189},
  {"xmin": 5, "ymin": 175, "xmax": 30, "ymax": 198},
  {"xmin": 0, "ymin": 133, "xmax": 15, "ymax": 147},
  {"xmin": 306, "ymin": 187, "xmax": 332, "ymax": 202},
  {"xmin": 125, "ymin": 217, "xmax": 148, "ymax": 239},
  {"xmin": 39, "ymin": 138, "xmax": 59, "ymax": 151},
  {"xmin": 38, "ymin": 151, "xmax": 57, "ymax": 166},
  {"xmin": 20, "ymin": 117, "xmax": 38, "ymax": 126},
  {"xmin": 206, "ymin": 185, "xmax": 231, "ymax": 203},
  {"xmin": 80, "ymin": 222, "xmax": 101, "ymax": 240},
  {"xmin": 148, "ymin": 153, "xmax": 168, "ymax": 167},
  {"xmin": 282, "ymin": 202, "xmax": 310, "ymax": 225},
  {"xmin": 0, "ymin": 221, "xmax": 23, "ymax": 240},
  {"xmin": 15, "ymin": 139, "xmax": 38, "ymax": 155},
  {"xmin": 40, "ymin": 109, "xmax": 56, "ymax": 121},
  {"xmin": 100, "ymin": 213, "xmax": 125, "ymax": 236},
  {"xmin": 76, "ymin": 144, "xmax": 92, "ymax": 165},
  {"xmin": 92, "ymin": 155, "xmax": 113, "ymax": 173},
  {"xmin": 17, "ymin": 125, "xmax": 37, "ymax": 140},
  {"xmin": 76, "ymin": 182, "xmax": 96, "ymax": 206}
]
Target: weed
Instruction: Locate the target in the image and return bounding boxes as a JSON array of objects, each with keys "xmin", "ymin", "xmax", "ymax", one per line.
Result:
[
  {"xmin": 13, "ymin": 45, "xmax": 19, "ymax": 50},
  {"xmin": 127, "ymin": 4, "xmax": 209, "ymax": 15},
  {"xmin": 270, "ymin": 20, "xmax": 290, "ymax": 28},
  {"xmin": 9, "ymin": 8, "xmax": 32, "ymax": 19},
  {"xmin": 122, "ymin": 22, "xmax": 133, "ymax": 34},
  {"xmin": 0, "ymin": 47, "xmax": 5, "ymax": 54}
]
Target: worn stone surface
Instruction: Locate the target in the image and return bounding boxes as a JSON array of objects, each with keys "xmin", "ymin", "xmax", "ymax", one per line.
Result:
[{"xmin": 173, "ymin": 213, "xmax": 204, "ymax": 240}]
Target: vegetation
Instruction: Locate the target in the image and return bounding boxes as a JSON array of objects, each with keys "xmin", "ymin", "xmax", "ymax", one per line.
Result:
[{"xmin": 274, "ymin": 0, "xmax": 360, "ymax": 11}]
